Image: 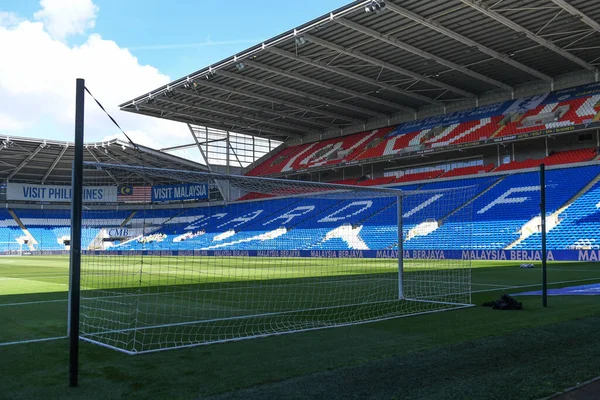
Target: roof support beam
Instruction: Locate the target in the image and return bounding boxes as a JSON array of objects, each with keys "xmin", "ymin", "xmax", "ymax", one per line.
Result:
[
  {"xmin": 156, "ymin": 96, "xmax": 310, "ymax": 136},
  {"xmin": 216, "ymin": 70, "xmax": 369, "ymax": 122},
  {"xmin": 128, "ymin": 108, "xmax": 288, "ymax": 140},
  {"xmin": 460, "ymin": 0, "xmax": 596, "ymax": 71},
  {"xmin": 333, "ymin": 18, "xmax": 513, "ymax": 92},
  {"xmin": 5, "ymin": 144, "xmax": 44, "ymax": 182},
  {"xmin": 193, "ymin": 80, "xmax": 361, "ymax": 124},
  {"xmin": 41, "ymin": 144, "xmax": 68, "ymax": 184},
  {"xmin": 380, "ymin": 4, "xmax": 553, "ymax": 82},
  {"xmin": 173, "ymin": 88, "xmax": 332, "ymax": 129},
  {"xmin": 139, "ymin": 103, "xmax": 297, "ymax": 138},
  {"xmin": 86, "ymin": 147, "xmax": 120, "ymax": 185},
  {"xmin": 242, "ymin": 59, "xmax": 407, "ymax": 113},
  {"xmin": 305, "ymin": 31, "xmax": 476, "ymax": 98},
  {"xmin": 268, "ymin": 47, "xmax": 438, "ymax": 106},
  {"xmin": 547, "ymin": 0, "xmax": 600, "ymax": 34}
]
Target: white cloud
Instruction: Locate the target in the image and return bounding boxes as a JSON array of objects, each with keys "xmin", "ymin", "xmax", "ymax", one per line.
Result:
[
  {"xmin": 33, "ymin": 0, "xmax": 98, "ymax": 40},
  {"xmin": 0, "ymin": 11, "xmax": 23, "ymax": 27},
  {"xmin": 0, "ymin": 4, "xmax": 189, "ymax": 149}
]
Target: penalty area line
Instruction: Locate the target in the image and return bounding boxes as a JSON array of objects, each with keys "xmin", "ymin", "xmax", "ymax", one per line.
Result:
[
  {"xmin": 0, "ymin": 299, "xmax": 67, "ymax": 307},
  {"xmin": 0, "ymin": 335, "xmax": 67, "ymax": 347}
]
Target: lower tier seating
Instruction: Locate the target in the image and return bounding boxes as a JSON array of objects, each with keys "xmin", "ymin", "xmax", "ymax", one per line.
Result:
[{"xmin": 2, "ymin": 165, "xmax": 600, "ymax": 252}]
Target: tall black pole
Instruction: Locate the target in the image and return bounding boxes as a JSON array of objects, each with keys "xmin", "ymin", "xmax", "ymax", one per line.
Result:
[
  {"xmin": 540, "ymin": 163, "xmax": 548, "ymax": 308},
  {"xmin": 69, "ymin": 78, "xmax": 85, "ymax": 387}
]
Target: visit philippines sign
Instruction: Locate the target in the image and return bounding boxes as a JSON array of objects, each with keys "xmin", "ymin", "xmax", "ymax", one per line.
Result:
[{"xmin": 7, "ymin": 183, "xmax": 117, "ymax": 203}]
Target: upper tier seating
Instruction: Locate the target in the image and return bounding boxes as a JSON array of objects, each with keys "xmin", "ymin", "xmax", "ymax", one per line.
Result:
[
  {"xmin": 357, "ymin": 177, "xmax": 397, "ymax": 186},
  {"xmin": 394, "ymin": 170, "xmax": 444, "ymax": 183},
  {"xmin": 439, "ymin": 164, "xmax": 495, "ymax": 178},
  {"xmin": 247, "ymin": 83, "xmax": 600, "ymax": 177},
  {"xmin": 495, "ymin": 148, "xmax": 597, "ymax": 172}
]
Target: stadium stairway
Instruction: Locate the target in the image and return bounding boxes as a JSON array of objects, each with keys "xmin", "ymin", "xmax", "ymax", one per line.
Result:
[
  {"xmin": 120, "ymin": 211, "xmax": 137, "ymax": 227},
  {"xmin": 439, "ymin": 175, "xmax": 507, "ymax": 224},
  {"xmin": 7, "ymin": 209, "xmax": 37, "ymax": 250},
  {"xmin": 508, "ymin": 170, "xmax": 600, "ymax": 249}
]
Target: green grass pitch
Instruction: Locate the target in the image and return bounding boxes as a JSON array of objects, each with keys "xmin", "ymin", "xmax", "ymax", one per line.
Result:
[{"xmin": 0, "ymin": 256, "xmax": 599, "ymax": 399}]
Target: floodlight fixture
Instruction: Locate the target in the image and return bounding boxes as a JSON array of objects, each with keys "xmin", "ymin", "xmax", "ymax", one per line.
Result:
[
  {"xmin": 295, "ymin": 36, "xmax": 307, "ymax": 46},
  {"xmin": 365, "ymin": 0, "xmax": 386, "ymax": 13},
  {"xmin": 235, "ymin": 62, "xmax": 246, "ymax": 71}
]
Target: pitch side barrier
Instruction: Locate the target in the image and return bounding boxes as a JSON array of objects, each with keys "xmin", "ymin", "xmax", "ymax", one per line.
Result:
[{"xmin": 7, "ymin": 249, "xmax": 600, "ymax": 262}]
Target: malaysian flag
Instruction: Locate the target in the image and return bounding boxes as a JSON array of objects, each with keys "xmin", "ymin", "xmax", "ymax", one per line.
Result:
[{"xmin": 117, "ymin": 186, "xmax": 151, "ymax": 203}]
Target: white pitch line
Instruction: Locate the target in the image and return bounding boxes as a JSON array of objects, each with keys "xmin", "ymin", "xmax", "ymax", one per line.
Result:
[
  {"xmin": 0, "ymin": 299, "xmax": 68, "ymax": 307},
  {"xmin": 471, "ymin": 276, "xmax": 600, "ymax": 294}
]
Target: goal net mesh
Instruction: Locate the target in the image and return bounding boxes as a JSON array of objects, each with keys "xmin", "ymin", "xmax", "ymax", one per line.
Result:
[{"xmin": 78, "ymin": 162, "xmax": 474, "ymax": 354}]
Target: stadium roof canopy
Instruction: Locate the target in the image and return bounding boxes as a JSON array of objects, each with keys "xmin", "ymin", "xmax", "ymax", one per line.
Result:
[
  {"xmin": 120, "ymin": 0, "xmax": 600, "ymax": 143},
  {"xmin": 0, "ymin": 136, "xmax": 208, "ymax": 186}
]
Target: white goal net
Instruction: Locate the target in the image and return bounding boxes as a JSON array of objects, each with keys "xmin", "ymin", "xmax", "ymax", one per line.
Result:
[{"xmin": 77, "ymin": 162, "xmax": 474, "ymax": 354}]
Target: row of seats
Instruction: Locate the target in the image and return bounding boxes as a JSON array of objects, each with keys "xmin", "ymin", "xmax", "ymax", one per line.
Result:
[
  {"xmin": 495, "ymin": 148, "xmax": 597, "ymax": 172},
  {"xmin": 324, "ymin": 149, "xmax": 596, "ymax": 188},
  {"xmin": 247, "ymin": 84, "xmax": 600, "ymax": 177}
]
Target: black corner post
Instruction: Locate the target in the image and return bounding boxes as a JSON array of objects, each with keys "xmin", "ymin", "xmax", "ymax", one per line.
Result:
[
  {"xmin": 540, "ymin": 163, "xmax": 548, "ymax": 308},
  {"xmin": 69, "ymin": 78, "xmax": 85, "ymax": 387}
]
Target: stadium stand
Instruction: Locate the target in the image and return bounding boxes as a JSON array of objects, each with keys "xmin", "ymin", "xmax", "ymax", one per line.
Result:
[
  {"xmin": 3, "ymin": 164, "xmax": 600, "ymax": 253},
  {"xmin": 246, "ymin": 84, "xmax": 600, "ymax": 177}
]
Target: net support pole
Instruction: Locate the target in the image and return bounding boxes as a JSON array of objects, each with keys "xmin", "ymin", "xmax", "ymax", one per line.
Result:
[
  {"xmin": 398, "ymin": 193, "xmax": 404, "ymax": 300},
  {"xmin": 69, "ymin": 78, "xmax": 85, "ymax": 388},
  {"xmin": 540, "ymin": 163, "xmax": 548, "ymax": 308}
]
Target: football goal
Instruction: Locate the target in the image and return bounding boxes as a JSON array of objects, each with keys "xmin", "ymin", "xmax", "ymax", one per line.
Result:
[{"xmin": 73, "ymin": 161, "xmax": 475, "ymax": 354}]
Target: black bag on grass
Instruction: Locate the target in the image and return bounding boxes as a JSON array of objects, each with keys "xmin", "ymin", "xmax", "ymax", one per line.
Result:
[{"xmin": 482, "ymin": 294, "xmax": 523, "ymax": 310}]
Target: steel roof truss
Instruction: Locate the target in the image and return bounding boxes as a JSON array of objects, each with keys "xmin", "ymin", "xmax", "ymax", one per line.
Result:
[
  {"xmin": 242, "ymin": 59, "xmax": 403, "ymax": 114},
  {"xmin": 193, "ymin": 78, "xmax": 360, "ymax": 123},
  {"xmin": 304, "ymin": 32, "xmax": 474, "ymax": 99},
  {"xmin": 460, "ymin": 0, "xmax": 595, "ymax": 71},
  {"xmin": 156, "ymin": 96, "xmax": 313, "ymax": 136},
  {"xmin": 268, "ymin": 47, "xmax": 427, "ymax": 109},
  {"xmin": 5, "ymin": 144, "xmax": 44, "ymax": 182},
  {"xmin": 139, "ymin": 103, "xmax": 302, "ymax": 138},
  {"xmin": 216, "ymin": 70, "xmax": 368, "ymax": 122},
  {"xmin": 546, "ymin": 0, "xmax": 600, "ymax": 34},
  {"xmin": 41, "ymin": 144, "xmax": 68, "ymax": 184},
  {"xmin": 380, "ymin": 3, "xmax": 552, "ymax": 82},
  {"xmin": 333, "ymin": 18, "xmax": 513, "ymax": 92},
  {"xmin": 86, "ymin": 147, "xmax": 120, "ymax": 185}
]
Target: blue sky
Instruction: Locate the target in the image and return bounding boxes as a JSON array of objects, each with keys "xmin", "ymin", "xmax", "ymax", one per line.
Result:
[
  {"xmin": 0, "ymin": 0, "xmax": 351, "ymax": 147},
  {"xmin": 4, "ymin": 0, "xmax": 350, "ymax": 77}
]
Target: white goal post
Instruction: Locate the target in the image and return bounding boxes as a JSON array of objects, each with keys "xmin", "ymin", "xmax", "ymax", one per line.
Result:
[{"xmin": 72, "ymin": 162, "xmax": 474, "ymax": 354}]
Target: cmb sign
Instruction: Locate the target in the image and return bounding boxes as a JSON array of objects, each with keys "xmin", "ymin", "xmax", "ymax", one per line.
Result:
[{"xmin": 7, "ymin": 183, "xmax": 117, "ymax": 203}]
